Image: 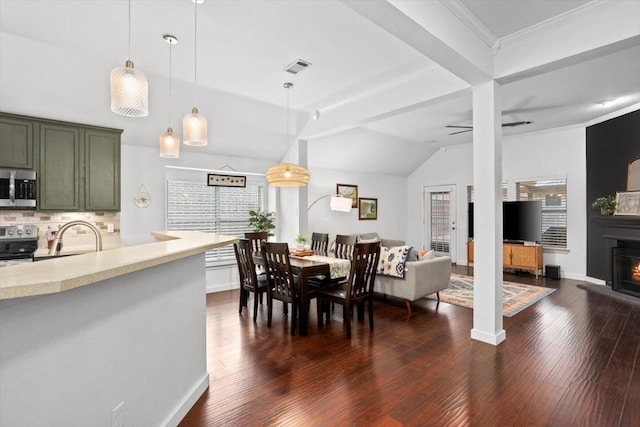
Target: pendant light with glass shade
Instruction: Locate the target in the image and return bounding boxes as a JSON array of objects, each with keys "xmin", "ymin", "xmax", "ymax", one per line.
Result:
[
  {"xmin": 265, "ymin": 83, "xmax": 310, "ymax": 187},
  {"xmin": 183, "ymin": 0, "xmax": 208, "ymax": 146},
  {"xmin": 159, "ymin": 34, "xmax": 180, "ymax": 158},
  {"xmin": 110, "ymin": 0, "xmax": 148, "ymax": 117}
]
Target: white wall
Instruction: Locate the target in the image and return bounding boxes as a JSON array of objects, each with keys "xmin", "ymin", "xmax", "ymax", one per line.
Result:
[
  {"xmin": 120, "ymin": 145, "xmax": 273, "ymax": 245},
  {"xmin": 0, "ymin": 255, "xmax": 208, "ymax": 427},
  {"xmin": 408, "ymin": 126, "xmax": 587, "ymax": 279},
  {"xmin": 307, "ymin": 168, "xmax": 408, "ymax": 244}
]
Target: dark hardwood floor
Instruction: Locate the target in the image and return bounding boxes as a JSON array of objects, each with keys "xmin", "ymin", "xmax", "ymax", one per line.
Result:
[{"xmin": 179, "ymin": 266, "xmax": 640, "ymax": 426}]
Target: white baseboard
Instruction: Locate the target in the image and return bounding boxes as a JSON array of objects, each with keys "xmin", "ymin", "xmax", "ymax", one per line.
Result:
[
  {"xmin": 583, "ymin": 276, "xmax": 606, "ymax": 285},
  {"xmin": 162, "ymin": 373, "xmax": 209, "ymax": 427},
  {"xmin": 206, "ymin": 282, "xmax": 239, "ymax": 294},
  {"xmin": 470, "ymin": 328, "xmax": 506, "ymax": 346}
]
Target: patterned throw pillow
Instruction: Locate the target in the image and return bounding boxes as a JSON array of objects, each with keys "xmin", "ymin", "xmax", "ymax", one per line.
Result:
[
  {"xmin": 420, "ymin": 249, "xmax": 436, "ymax": 259},
  {"xmin": 377, "ymin": 246, "xmax": 411, "ymax": 278}
]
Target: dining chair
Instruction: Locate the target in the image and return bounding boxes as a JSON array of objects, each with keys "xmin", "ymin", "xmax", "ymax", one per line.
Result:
[
  {"xmin": 244, "ymin": 231, "xmax": 268, "ymax": 254},
  {"xmin": 310, "ymin": 232, "xmax": 329, "ymax": 256},
  {"xmin": 234, "ymin": 238, "xmax": 268, "ymax": 322},
  {"xmin": 334, "ymin": 234, "xmax": 356, "ymax": 260},
  {"xmin": 316, "ymin": 241, "xmax": 381, "ymax": 339},
  {"xmin": 260, "ymin": 241, "xmax": 307, "ymax": 335}
]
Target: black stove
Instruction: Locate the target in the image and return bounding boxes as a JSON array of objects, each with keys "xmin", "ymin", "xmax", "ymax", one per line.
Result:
[{"xmin": 0, "ymin": 224, "xmax": 38, "ymax": 266}]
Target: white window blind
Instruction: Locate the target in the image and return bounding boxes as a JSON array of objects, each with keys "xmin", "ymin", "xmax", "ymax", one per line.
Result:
[
  {"xmin": 167, "ymin": 178, "xmax": 265, "ymax": 265},
  {"xmin": 430, "ymin": 191, "xmax": 450, "ymax": 253},
  {"xmin": 516, "ymin": 178, "xmax": 567, "ymax": 249}
]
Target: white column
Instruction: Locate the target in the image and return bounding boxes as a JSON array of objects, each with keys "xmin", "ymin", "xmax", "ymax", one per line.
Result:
[{"xmin": 470, "ymin": 80, "xmax": 506, "ymax": 346}]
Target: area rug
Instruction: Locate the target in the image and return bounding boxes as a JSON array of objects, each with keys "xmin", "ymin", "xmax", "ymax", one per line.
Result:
[{"xmin": 426, "ymin": 273, "xmax": 556, "ymax": 317}]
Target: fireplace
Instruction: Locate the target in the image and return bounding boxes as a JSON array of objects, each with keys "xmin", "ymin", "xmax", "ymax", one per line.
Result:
[
  {"xmin": 612, "ymin": 244, "xmax": 640, "ymax": 297},
  {"xmin": 594, "ymin": 215, "xmax": 640, "ymax": 297}
]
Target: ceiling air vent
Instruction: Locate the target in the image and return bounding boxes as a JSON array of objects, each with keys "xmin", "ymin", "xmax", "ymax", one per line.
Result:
[{"xmin": 284, "ymin": 59, "xmax": 312, "ymax": 75}]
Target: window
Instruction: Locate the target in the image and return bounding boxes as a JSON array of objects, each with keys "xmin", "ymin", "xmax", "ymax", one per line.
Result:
[
  {"xmin": 167, "ymin": 176, "xmax": 265, "ymax": 265},
  {"xmin": 516, "ymin": 178, "xmax": 567, "ymax": 249},
  {"xmin": 429, "ymin": 191, "xmax": 451, "ymax": 253}
]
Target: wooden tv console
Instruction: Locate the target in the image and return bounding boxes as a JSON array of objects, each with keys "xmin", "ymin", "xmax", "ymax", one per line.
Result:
[{"xmin": 467, "ymin": 241, "xmax": 543, "ymax": 278}]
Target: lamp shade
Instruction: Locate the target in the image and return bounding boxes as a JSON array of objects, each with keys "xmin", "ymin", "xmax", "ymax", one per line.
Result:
[
  {"xmin": 266, "ymin": 163, "xmax": 310, "ymax": 187},
  {"xmin": 329, "ymin": 196, "xmax": 353, "ymax": 212},
  {"xmin": 159, "ymin": 127, "xmax": 180, "ymax": 158},
  {"xmin": 110, "ymin": 60, "xmax": 149, "ymax": 117},
  {"xmin": 183, "ymin": 107, "xmax": 208, "ymax": 146}
]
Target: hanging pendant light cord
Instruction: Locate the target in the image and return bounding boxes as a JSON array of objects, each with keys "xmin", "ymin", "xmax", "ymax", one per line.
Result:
[
  {"xmin": 169, "ymin": 41, "xmax": 173, "ymax": 126},
  {"xmin": 128, "ymin": 0, "xmax": 131, "ymax": 60},
  {"xmin": 287, "ymin": 85, "xmax": 290, "ymax": 151},
  {"xmin": 194, "ymin": 1, "xmax": 198, "ymax": 101}
]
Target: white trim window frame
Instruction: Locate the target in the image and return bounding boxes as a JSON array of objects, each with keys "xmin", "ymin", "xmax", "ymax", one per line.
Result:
[
  {"xmin": 516, "ymin": 177, "xmax": 567, "ymax": 249},
  {"xmin": 166, "ymin": 173, "xmax": 266, "ymax": 266}
]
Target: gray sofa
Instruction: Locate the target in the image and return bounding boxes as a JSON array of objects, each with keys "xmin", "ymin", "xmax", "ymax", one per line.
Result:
[{"xmin": 356, "ymin": 233, "xmax": 452, "ymax": 313}]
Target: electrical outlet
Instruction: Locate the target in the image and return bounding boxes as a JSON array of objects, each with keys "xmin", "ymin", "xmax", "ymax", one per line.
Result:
[
  {"xmin": 107, "ymin": 224, "xmax": 114, "ymax": 233},
  {"xmin": 112, "ymin": 401, "xmax": 125, "ymax": 427}
]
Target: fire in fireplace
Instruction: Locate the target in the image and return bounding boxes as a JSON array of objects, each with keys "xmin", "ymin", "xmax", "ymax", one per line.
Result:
[{"xmin": 612, "ymin": 246, "xmax": 640, "ymax": 298}]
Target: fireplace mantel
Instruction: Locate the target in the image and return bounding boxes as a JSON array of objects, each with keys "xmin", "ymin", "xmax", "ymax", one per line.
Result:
[
  {"xmin": 592, "ymin": 215, "xmax": 640, "ymax": 229},
  {"xmin": 593, "ymin": 215, "xmax": 640, "ymax": 242}
]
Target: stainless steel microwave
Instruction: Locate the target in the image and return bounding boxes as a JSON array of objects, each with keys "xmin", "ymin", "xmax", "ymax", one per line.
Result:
[{"xmin": 0, "ymin": 168, "xmax": 37, "ymax": 209}]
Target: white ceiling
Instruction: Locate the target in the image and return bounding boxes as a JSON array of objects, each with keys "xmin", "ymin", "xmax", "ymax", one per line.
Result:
[{"xmin": 0, "ymin": 0, "xmax": 639, "ymax": 176}]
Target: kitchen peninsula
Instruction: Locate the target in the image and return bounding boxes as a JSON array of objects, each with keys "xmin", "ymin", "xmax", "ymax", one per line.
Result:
[{"xmin": 0, "ymin": 231, "xmax": 238, "ymax": 426}]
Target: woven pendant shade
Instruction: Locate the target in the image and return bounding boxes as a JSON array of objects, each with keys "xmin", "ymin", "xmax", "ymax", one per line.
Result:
[{"xmin": 266, "ymin": 163, "xmax": 310, "ymax": 187}]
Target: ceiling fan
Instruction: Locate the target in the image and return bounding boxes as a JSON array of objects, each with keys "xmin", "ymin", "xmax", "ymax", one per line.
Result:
[{"xmin": 447, "ymin": 121, "xmax": 532, "ymax": 135}]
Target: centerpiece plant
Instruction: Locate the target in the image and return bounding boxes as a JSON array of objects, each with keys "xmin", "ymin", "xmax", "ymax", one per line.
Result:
[{"xmin": 248, "ymin": 209, "xmax": 276, "ymax": 236}]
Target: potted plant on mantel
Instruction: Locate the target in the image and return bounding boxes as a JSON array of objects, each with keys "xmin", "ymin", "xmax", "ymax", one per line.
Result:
[
  {"xmin": 248, "ymin": 209, "xmax": 276, "ymax": 236},
  {"xmin": 591, "ymin": 195, "xmax": 616, "ymax": 215}
]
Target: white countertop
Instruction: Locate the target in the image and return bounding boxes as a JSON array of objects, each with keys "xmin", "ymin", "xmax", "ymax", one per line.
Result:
[{"xmin": 0, "ymin": 231, "xmax": 238, "ymax": 300}]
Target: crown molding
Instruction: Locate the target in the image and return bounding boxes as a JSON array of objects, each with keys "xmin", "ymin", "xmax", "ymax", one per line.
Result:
[
  {"xmin": 439, "ymin": 0, "xmax": 497, "ymax": 49},
  {"xmin": 499, "ymin": 1, "xmax": 607, "ymax": 47}
]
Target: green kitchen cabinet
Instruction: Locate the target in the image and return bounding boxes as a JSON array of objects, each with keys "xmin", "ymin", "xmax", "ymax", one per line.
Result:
[
  {"xmin": 0, "ymin": 113, "xmax": 34, "ymax": 169},
  {"xmin": 38, "ymin": 122, "xmax": 82, "ymax": 210},
  {"xmin": 84, "ymin": 129, "xmax": 121, "ymax": 211},
  {"xmin": 37, "ymin": 119, "xmax": 122, "ymax": 211}
]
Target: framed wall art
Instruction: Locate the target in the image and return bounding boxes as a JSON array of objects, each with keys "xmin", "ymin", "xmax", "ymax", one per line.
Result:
[
  {"xmin": 614, "ymin": 191, "xmax": 640, "ymax": 216},
  {"xmin": 336, "ymin": 183, "xmax": 358, "ymax": 208},
  {"xmin": 358, "ymin": 197, "xmax": 378, "ymax": 220},
  {"xmin": 207, "ymin": 174, "xmax": 246, "ymax": 188}
]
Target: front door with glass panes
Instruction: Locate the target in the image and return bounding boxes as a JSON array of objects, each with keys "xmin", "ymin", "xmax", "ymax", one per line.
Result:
[{"xmin": 424, "ymin": 185, "xmax": 456, "ymax": 262}]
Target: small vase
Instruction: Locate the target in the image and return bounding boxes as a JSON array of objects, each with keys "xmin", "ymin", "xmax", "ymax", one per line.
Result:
[
  {"xmin": 304, "ymin": 244, "xmax": 311, "ymax": 251},
  {"xmin": 600, "ymin": 208, "xmax": 611, "ymax": 216},
  {"xmin": 296, "ymin": 243, "xmax": 304, "ymax": 250}
]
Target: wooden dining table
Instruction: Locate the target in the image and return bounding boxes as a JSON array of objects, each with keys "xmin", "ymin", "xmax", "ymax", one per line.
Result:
[{"xmin": 254, "ymin": 253, "xmax": 350, "ymax": 336}]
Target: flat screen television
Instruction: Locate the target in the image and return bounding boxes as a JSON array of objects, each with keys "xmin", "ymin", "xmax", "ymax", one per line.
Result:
[{"xmin": 468, "ymin": 201, "xmax": 542, "ymax": 243}]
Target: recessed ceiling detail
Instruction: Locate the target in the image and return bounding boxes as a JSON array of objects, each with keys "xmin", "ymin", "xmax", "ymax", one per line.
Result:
[{"xmin": 284, "ymin": 59, "xmax": 312, "ymax": 75}]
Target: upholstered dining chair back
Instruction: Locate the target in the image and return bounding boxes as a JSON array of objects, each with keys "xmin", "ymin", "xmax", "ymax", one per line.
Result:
[
  {"xmin": 334, "ymin": 234, "xmax": 356, "ymax": 260},
  {"xmin": 311, "ymin": 232, "xmax": 329, "ymax": 256},
  {"xmin": 234, "ymin": 238, "xmax": 267, "ymax": 321},
  {"xmin": 260, "ymin": 241, "xmax": 299, "ymax": 335}
]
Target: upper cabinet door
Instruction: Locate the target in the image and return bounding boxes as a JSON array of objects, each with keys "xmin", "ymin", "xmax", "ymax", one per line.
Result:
[
  {"xmin": 0, "ymin": 114, "xmax": 34, "ymax": 169},
  {"xmin": 84, "ymin": 129, "xmax": 121, "ymax": 211},
  {"xmin": 38, "ymin": 123, "xmax": 81, "ymax": 211}
]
